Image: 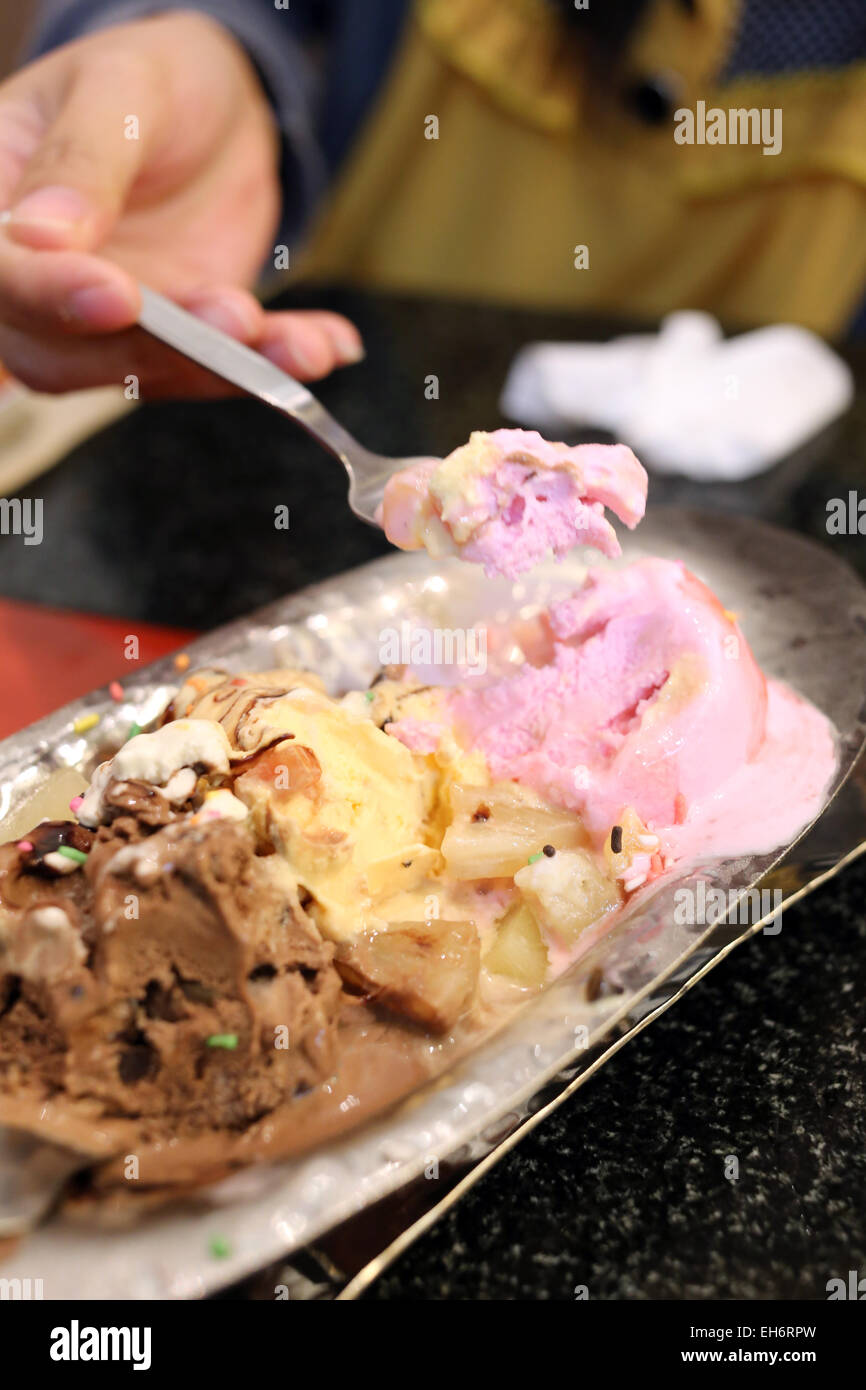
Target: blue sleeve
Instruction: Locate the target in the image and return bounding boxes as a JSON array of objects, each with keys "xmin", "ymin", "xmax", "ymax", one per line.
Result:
[{"xmin": 27, "ymin": 1, "xmax": 331, "ymax": 244}]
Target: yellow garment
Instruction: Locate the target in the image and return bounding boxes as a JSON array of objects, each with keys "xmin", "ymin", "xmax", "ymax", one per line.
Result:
[{"xmin": 298, "ymin": 0, "xmax": 866, "ymax": 334}]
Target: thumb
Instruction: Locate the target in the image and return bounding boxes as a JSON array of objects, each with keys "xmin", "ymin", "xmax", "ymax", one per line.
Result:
[{"xmin": 5, "ymin": 53, "xmax": 163, "ymax": 251}]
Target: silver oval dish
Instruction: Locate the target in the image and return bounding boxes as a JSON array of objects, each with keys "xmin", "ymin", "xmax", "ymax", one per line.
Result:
[{"xmin": 0, "ymin": 508, "xmax": 864, "ymax": 1298}]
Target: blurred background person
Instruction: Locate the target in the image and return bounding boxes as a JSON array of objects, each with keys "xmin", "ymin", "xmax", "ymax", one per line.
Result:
[{"xmin": 0, "ymin": 0, "xmax": 862, "ymax": 403}]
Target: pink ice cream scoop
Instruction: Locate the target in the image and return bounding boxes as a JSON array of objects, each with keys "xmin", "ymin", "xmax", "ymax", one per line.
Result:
[
  {"xmin": 446, "ymin": 558, "xmax": 771, "ymax": 841},
  {"xmin": 379, "ymin": 429, "xmax": 648, "ymax": 579}
]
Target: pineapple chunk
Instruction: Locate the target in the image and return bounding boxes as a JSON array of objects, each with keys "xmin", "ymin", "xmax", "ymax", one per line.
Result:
[
  {"xmin": 515, "ymin": 848, "xmax": 620, "ymax": 943},
  {"xmin": 442, "ymin": 784, "xmax": 586, "ymax": 880},
  {"xmin": 484, "ymin": 904, "xmax": 548, "ymax": 988},
  {"xmin": 603, "ymin": 806, "xmax": 660, "ymax": 888}
]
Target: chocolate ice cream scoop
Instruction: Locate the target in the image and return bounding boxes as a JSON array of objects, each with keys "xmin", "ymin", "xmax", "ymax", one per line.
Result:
[
  {"xmin": 0, "ymin": 665, "xmax": 492, "ymax": 1210},
  {"xmin": 0, "ymin": 814, "xmax": 342, "ymax": 1147}
]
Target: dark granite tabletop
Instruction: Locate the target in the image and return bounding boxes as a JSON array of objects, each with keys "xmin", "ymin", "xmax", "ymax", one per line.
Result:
[{"xmin": 1, "ymin": 288, "xmax": 864, "ymax": 1300}]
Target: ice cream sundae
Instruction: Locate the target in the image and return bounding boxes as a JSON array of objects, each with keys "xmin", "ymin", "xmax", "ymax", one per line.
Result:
[{"xmin": 0, "ymin": 431, "xmax": 838, "ymax": 1209}]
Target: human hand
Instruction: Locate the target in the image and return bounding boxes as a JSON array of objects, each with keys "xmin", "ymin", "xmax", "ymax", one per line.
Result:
[{"xmin": 0, "ymin": 11, "xmax": 362, "ymax": 396}]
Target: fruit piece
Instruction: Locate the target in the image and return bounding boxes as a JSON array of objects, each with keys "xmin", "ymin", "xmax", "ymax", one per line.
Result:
[
  {"xmin": 603, "ymin": 806, "xmax": 661, "ymax": 889},
  {"xmin": 484, "ymin": 903, "xmax": 548, "ymax": 988},
  {"xmin": 246, "ymin": 742, "xmax": 322, "ymax": 798},
  {"xmin": 515, "ymin": 848, "xmax": 620, "ymax": 943},
  {"xmin": 442, "ymin": 784, "xmax": 586, "ymax": 880},
  {"xmin": 335, "ymin": 919, "xmax": 480, "ymax": 1032}
]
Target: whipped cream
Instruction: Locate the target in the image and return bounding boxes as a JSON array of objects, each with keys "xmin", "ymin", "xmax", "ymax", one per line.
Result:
[{"xmin": 78, "ymin": 719, "xmax": 232, "ymax": 828}]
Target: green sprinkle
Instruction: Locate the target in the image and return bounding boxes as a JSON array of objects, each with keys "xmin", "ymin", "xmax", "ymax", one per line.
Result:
[
  {"xmin": 126, "ymin": 722, "xmax": 142, "ymax": 741},
  {"xmin": 527, "ymin": 851, "xmax": 543, "ymax": 865},
  {"xmin": 208, "ymin": 1235, "xmax": 232, "ymax": 1260},
  {"xmin": 206, "ymin": 1033, "xmax": 238, "ymax": 1050},
  {"xmin": 364, "ymin": 690, "xmax": 375, "ymax": 702},
  {"xmin": 57, "ymin": 845, "xmax": 88, "ymax": 864}
]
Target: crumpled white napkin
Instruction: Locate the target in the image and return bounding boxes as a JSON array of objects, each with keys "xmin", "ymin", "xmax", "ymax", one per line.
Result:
[{"xmin": 500, "ymin": 311, "xmax": 854, "ymax": 481}]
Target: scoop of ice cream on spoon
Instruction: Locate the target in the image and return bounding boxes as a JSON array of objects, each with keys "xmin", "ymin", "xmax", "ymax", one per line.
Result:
[{"xmin": 379, "ymin": 429, "xmax": 648, "ymax": 578}]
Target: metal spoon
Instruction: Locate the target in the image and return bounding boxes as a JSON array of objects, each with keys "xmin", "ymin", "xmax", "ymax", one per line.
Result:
[{"xmin": 137, "ymin": 286, "xmax": 431, "ymax": 524}]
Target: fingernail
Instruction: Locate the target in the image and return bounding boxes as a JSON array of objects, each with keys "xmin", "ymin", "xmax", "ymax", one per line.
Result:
[
  {"xmin": 9, "ymin": 186, "xmax": 92, "ymax": 247},
  {"xmin": 66, "ymin": 283, "xmax": 136, "ymax": 328},
  {"xmin": 336, "ymin": 336, "xmax": 365, "ymax": 365},
  {"xmin": 190, "ymin": 300, "xmax": 253, "ymax": 339},
  {"xmin": 262, "ymin": 337, "xmax": 318, "ymax": 377},
  {"xmin": 328, "ymin": 326, "xmax": 365, "ymax": 364}
]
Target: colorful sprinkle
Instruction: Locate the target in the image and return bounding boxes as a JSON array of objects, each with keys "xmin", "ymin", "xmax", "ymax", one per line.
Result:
[
  {"xmin": 69, "ymin": 796, "xmax": 84, "ymax": 814},
  {"xmin": 364, "ymin": 690, "xmax": 375, "ymax": 702},
  {"xmin": 73, "ymin": 713, "xmax": 100, "ymax": 734},
  {"xmin": 527, "ymin": 851, "xmax": 543, "ymax": 864},
  {"xmin": 208, "ymin": 1235, "xmax": 232, "ymax": 1260},
  {"xmin": 206, "ymin": 1034, "xmax": 238, "ymax": 1050},
  {"xmin": 610, "ymin": 824, "xmax": 623, "ymax": 855},
  {"xmin": 542, "ymin": 843, "xmax": 556, "ymax": 857},
  {"xmin": 174, "ymin": 652, "xmax": 191, "ymax": 672},
  {"xmin": 230, "ymin": 677, "xmax": 247, "ymax": 687},
  {"xmin": 126, "ymin": 722, "xmax": 142, "ymax": 741},
  {"xmin": 673, "ymin": 793, "xmax": 688, "ymax": 825},
  {"xmin": 57, "ymin": 845, "xmax": 88, "ymax": 864},
  {"xmin": 16, "ymin": 840, "xmax": 33, "ymax": 853},
  {"xmin": 108, "ymin": 680, "xmax": 124, "ymax": 702}
]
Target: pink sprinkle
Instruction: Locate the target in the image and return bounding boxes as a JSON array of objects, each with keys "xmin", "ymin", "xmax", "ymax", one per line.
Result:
[
  {"xmin": 17, "ymin": 840, "xmax": 33, "ymax": 853},
  {"xmin": 69, "ymin": 796, "xmax": 84, "ymax": 814},
  {"xmin": 109, "ymin": 681, "xmax": 124, "ymax": 701}
]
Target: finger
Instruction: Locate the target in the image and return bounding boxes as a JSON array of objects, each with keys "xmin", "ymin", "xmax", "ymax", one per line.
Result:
[
  {"xmin": 0, "ymin": 280, "xmax": 364, "ymax": 394},
  {"xmin": 0, "ymin": 320, "xmax": 247, "ymax": 398},
  {"xmin": 4, "ymin": 49, "xmax": 165, "ymax": 251},
  {"xmin": 257, "ymin": 309, "xmax": 365, "ymax": 378},
  {"xmin": 0, "ymin": 309, "xmax": 358, "ymax": 398},
  {"xmin": 0, "ymin": 237, "xmax": 140, "ymax": 333},
  {"xmin": 179, "ymin": 285, "xmax": 267, "ymax": 342},
  {"xmin": 304, "ymin": 310, "xmax": 365, "ymax": 365},
  {"xmin": 0, "ymin": 247, "xmax": 270, "ymax": 341}
]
